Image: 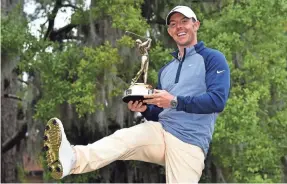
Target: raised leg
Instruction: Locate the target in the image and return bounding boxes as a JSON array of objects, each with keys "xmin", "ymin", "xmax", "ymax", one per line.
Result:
[{"xmin": 71, "ymin": 121, "xmax": 165, "ymax": 174}]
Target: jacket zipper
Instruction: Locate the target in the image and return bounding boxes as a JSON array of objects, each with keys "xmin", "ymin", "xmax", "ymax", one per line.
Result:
[{"xmin": 175, "ymin": 48, "xmax": 186, "ymax": 83}]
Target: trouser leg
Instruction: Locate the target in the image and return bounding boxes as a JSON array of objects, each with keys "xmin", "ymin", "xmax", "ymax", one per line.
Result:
[
  {"xmin": 71, "ymin": 121, "xmax": 165, "ymax": 174},
  {"xmin": 164, "ymin": 131, "xmax": 205, "ymax": 183}
]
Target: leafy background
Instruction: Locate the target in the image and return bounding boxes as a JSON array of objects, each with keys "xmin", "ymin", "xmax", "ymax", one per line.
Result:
[{"xmin": 1, "ymin": 0, "xmax": 287, "ymax": 183}]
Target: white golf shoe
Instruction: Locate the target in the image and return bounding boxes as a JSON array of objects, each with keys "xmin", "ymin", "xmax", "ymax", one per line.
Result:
[{"xmin": 43, "ymin": 117, "xmax": 76, "ymax": 179}]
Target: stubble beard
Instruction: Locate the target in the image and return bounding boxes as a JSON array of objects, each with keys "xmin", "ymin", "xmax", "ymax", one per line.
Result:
[
  {"xmin": 176, "ymin": 35, "xmax": 196, "ymax": 48},
  {"xmin": 177, "ymin": 39, "xmax": 193, "ymax": 48}
]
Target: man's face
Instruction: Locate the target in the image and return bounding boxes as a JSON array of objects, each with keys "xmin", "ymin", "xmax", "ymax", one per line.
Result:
[{"xmin": 167, "ymin": 13, "xmax": 200, "ymax": 47}]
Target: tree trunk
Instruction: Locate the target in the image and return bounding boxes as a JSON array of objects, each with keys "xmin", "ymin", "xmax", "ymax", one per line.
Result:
[
  {"xmin": 1, "ymin": 0, "xmax": 25, "ymax": 182},
  {"xmin": 1, "ymin": 68, "xmax": 23, "ymax": 183},
  {"xmin": 282, "ymin": 156, "xmax": 287, "ymax": 182}
]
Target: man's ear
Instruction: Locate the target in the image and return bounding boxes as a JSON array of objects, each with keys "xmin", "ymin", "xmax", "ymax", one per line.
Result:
[
  {"xmin": 167, "ymin": 27, "xmax": 172, "ymax": 36},
  {"xmin": 194, "ymin": 21, "xmax": 200, "ymax": 32}
]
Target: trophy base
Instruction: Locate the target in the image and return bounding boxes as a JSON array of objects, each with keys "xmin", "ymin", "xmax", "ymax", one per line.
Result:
[
  {"xmin": 122, "ymin": 95, "xmax": 146, "ymax": 103},
  {"xmin": 122, "ymin": 83, "xmax": 153, "ymax": 103}
]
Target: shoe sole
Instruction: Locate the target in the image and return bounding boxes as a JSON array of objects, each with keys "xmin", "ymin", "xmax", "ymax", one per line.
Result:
[{"xmin": 43, "ymin": 118, "xmax": 63, "ymax": 179}]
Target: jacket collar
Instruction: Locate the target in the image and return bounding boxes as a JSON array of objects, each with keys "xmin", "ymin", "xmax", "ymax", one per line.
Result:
[{"xmin": 170, "ymin": 41, "xmax": 205, "ymax": 60}]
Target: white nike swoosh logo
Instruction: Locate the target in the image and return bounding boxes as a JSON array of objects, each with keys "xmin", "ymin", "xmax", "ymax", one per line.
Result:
[{"xmin": 217, "ymin": 70, "xmax": 225, "ymax": 74}]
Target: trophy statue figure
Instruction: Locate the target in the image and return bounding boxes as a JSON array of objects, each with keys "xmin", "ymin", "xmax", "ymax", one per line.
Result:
[
  {"xmin": 122, "ymin": 36, "xmax": 154, "ymax": 103},
  {"xmin": 131, "ymin": 38, "xmax": 151, "ymax": 85}
]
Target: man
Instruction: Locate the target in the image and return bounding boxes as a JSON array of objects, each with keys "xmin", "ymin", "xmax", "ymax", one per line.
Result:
[{"xmin": 43, "ymin": 5, "xmax": 230, "ymax": 183}]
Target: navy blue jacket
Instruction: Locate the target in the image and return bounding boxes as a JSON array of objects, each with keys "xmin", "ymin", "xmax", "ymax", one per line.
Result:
[{"xmin": 142, "ymin": 41, "xmax": 230, "ymax": 155}]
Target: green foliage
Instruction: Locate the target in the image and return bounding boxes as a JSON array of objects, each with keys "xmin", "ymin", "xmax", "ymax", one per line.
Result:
[
  {"xmin": 71, "ymin": 9, "xmax": 90, "ymax": 25},
  {"xmin": 31, "ymin": 42, "xmax": 122, "ymax": 119},
  {"xmin": 5, "ymin": 0, "xmax": 286, "ymax": 182},
  {"xmin": 116, "ymin": 35, "xmax": 135, "ymax": 48},
  {"xmin": 149, "ymin": 43, "xmax": 173, "ymax": 86},
  {"xmin": 71, "ymin": 0, "xmax": 147, "ymax": 35},
  {"xmin": 107, "ymin": 1, "xmax": 148, "ymax": 34},
  {"xmin": 62, "ymin": 170, "xmax": 102, "ymax": 183},
  {"xmin": 1, "ymin": 4, "xmax": 30, "ymax": 58},
  {"xmin": 199, "ymin": 0, "xmax": 287, "ymax": 182},
  {"xmin": 19, "ymin": 0, "xmax": 148, "ymax": 121},
  {"xmin": 16, "ymin": 164, "xmax": 28, "ymax": 183}
]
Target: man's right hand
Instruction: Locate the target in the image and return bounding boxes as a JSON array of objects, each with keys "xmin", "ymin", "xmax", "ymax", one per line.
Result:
[{"xmin": 128, "ymin": 101, "xmax": 147, "ymax": 112}]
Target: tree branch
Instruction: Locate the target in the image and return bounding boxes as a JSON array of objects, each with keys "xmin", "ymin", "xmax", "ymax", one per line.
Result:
[
  {"xmin": 2, "ymin": 122, "xmax": 27, "ymax": 153},
  {"xmin": 44, "ymin": 0, "xmax": 63, "ymax": 40},
  {"xmin": 56, "ymin": 23, "xmax": 78, "ymax": 36},
  {"xmin": 216, "ymin": 166, "xmax": 227, "ymax": 183},
  {"xmin": 65, "ymin": 35, "xmax": 82, "ymax": 40},
  {"xmin": 3, "ymin": 94, "xmax": 22, "ymax": 101},
  {"xmin": 18, "ymin": 78, "xmax": 29, "ymax": 85},
  {"xmin": 48, "ymin": 23, "xmax": 78, "ymax": 42},
  {"xmin": 40, "ymin": 19, "xmax": 49, "ymax": 29},
  {"xmin": 62, "ymin": 3, "xmax": 79, "ymax": 9},
  {"xmin": 43, "ymin": 0, "xmax": 82, "ymax": 42}
]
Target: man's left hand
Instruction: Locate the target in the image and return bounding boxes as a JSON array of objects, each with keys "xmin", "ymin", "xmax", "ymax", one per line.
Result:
[{"xmin": 143, "ymin": 89, "xmax": 174, "ymax": 108}]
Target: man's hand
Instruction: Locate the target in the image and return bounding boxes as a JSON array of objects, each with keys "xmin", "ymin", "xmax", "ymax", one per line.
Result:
[
  {"xmin": 143, "ymin": 89, "xmax": 174, "ymax": 108},
  {"xmin": 128, "ymin": 101, "xmax": 147, "ymax": 112}
]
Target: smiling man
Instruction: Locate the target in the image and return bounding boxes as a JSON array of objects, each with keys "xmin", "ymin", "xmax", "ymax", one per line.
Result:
[
  {"xmin": 167, "ymin": 7, "xmax": 199, "ymax": 53},
  {"xmin": 43, "ymin": 5, "xmax": 230, "ymax": 183}
]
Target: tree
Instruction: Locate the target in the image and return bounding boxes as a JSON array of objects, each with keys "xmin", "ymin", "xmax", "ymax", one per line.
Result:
[
  {"xmin": 198, "ymin": 0, "xmax": 287, "ymax": 182},
  {"xmin": 1, "ymin": 0, "xmax": 29, "ymax": 182},
  {"xmin": 18, "ymin": 0, "xmax": 166, "ymax": 182},
  {"xmin": 2, "ymin": 0, "xmax": 287, "ymax": 182}
]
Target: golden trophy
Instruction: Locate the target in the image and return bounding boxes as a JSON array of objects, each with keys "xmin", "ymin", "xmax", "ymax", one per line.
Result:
[{"xmin": 122, "ymin": 34, "xmax": 154, "ymax": 103}]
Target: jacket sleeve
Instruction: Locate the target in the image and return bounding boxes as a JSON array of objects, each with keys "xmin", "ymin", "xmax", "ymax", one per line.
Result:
[
  {"xmin": 141, "ymin": 104, "xmax": 163, "ymax": 121},
  {"xmin": 141, "ymin": 73, "xmax": 164, "ymax": 121},
  {"xmin": 176, "ymin": 51, "xmax": 230, "ymax": 114}
]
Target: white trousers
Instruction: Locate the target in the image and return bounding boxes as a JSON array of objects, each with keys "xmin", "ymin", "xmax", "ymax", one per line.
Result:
[{"xmin": 71, "ymin": 121, "xmax": 205, "ymax": 183}]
